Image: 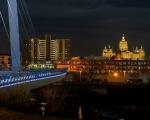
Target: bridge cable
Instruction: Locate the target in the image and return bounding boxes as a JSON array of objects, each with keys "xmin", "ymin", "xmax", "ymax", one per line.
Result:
[{"xmin": 19, "ymin": 0, "xmax": 36, "ymax": 37}]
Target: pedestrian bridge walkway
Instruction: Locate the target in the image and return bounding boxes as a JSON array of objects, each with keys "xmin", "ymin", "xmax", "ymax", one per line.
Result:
[{"xmin": 0, "ymin": 69, "xmax": 67, "ymax": 90}]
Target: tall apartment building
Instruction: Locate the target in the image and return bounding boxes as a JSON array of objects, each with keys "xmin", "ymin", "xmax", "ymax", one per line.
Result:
[
  {"xmin": 23, "ymin": 34, "xmax": 70, "ymax": 66},
  {"xmin": 45, "ymin": 34, "xmax": 51, "ymax": 61},
  {"xmin": 39, "ymin": 39, "xmax": 46, "ymax": 62},
  {"xmin": 30, "ymin": 38, "xmax": 39, "ymax": 63},
  {"xmin": 23, "ymin": 38, "xmax": 39, "ymax": 65},
  {"xmin": 50, "ymin": 39, "xmax": 70, "ymax": 61}
]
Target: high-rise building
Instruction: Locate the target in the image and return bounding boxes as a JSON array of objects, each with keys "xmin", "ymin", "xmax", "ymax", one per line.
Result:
[
  {"xmin": 50, "ymin": 39, "xmax": 56, "ymax": 61},
  {"xmin": 23, "ymin": 38, "xmax": 39, "ymax": 65},
  {"xmin": 50, "ymin": 39, "xmax": 70, "ymax": 61},
  {"xmin": 23, "ymin": 35, "xmax": 71, "ymax": 66},
  {"xmin": 39, "ymin": 39, "xmax": 46, "ymax": 62},
  {"xmin": 30, "ymin": 38, "xmax": 39, "ymax": 64},
  {"xmin": 45, "ymin": 34, "xmax": 51, "ymax": 61}
]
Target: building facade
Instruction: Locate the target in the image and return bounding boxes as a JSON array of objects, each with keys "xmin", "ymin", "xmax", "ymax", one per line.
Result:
[
  {"xmin": 50, "ymin": 39, "xmax": 70, "ymax": 61},
  {"xmin": 102, "ymin": 34, "xmax": 145, "ymax": 60},
  {"xmin": 0, "ymin": 55, "xmax": 11, "ymax": 70},
  {"xmin": 23, "ymin": 35, "xmax": 71, "ymax": 66},
  {"xmin": 39, "ymin": 39, "xmax": 46, "ymax": 62},
  {"xmin": 56, "ymin": 58, "xmax": 150, "ymax": 83}
]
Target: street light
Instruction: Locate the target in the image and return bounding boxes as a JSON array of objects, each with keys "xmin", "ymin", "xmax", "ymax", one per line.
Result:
[
  {"xmin": 40, "ymin": 102, "xmax": 47, "ymax": 116},
  {"xmin": 79, "ymin": 70, "xmax": 82, "ymax": 81},
  {"xmin": 123, "ymin": 70, "xmax": 126, "ymax": 83},
  {"xmin": 78, "ymin": 104, "xmax": 83, "ymax": 120},
  {"xmin": 108, "ymin": 70, "xmax": 111, "ymax": 81},
  {"xmin": 113, "ymin": 72, "xmax": 118, "ymax": 77}
]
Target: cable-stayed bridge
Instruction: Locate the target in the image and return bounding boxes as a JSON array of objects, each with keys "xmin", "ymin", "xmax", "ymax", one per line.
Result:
[
  {"xmin": 0, "ymin": 69, "xmax": 67, "ymax": 90},
  {"xmin": 0, "ymin": 0, "xmax": 67, "ymax": 90}
]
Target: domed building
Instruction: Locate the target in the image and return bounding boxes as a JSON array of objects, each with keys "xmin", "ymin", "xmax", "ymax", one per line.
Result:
[{"xmin": 102, "ymin": 34, "xmax": 145, "ymax": 60}]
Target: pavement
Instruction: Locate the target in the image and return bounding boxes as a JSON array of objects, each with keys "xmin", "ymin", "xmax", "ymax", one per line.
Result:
[{"xmin": 0, "ymin": 108, "xmax": 76, "ymax": 120}]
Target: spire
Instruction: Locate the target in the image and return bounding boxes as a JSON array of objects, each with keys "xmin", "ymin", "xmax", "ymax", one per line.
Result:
[
  {"xmin": 140, "ymin": 45, "xmax": 143, "ymax": 49},
  {"xmin": 122, "ymin": 34, "xmax": 125, "ymax": 41},
  {"xmin": 133, "ymin": 47, "xmax": 134, "ymax": 51},
  {"xmin": 104, "ymin": 45, "xmax": 107, "ymax": 49},
  {"xmin": 135, "ymin": 46, "xmax": 138, "ymax": 50},
  {"xmin": 108, "ymin": 45, "xmax": 111, "ymax": 49}
]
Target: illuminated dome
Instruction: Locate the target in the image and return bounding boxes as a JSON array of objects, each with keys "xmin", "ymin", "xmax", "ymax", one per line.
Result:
[
  {"xmin": 119, "ymin": 34, "xmax": 128, "ymax": 51},
  {"xmin": 102, "ymin": 34, "xmax": 145, "ymax": 60}
]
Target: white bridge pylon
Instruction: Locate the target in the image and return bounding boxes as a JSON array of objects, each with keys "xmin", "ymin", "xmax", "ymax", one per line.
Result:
[{"xmin": 7, "ymin": 0, "xmax": 21, "ymax": 71}]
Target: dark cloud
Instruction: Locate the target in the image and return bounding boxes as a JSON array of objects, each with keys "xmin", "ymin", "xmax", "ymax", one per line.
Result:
[
  {"xmin": 24, "ymin": 0, "xmax": 150, "ymax": 56},
  {"xmin": 1, "ymin": 0, "xmax": 150, "ymax": 56}
]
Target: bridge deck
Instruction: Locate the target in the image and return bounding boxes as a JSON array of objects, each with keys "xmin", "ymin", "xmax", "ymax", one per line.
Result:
[{"xmin": 0, "ymin": 69, "xmax": 67, "ymax": 90}]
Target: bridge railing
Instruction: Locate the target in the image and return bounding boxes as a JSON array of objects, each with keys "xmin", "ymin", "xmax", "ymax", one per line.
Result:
[{"xmin": 0, "ymin": 68, "xmax": 67, "ymax": 88}]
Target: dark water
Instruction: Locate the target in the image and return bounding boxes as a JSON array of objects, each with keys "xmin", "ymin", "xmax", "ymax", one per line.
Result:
[
  {"xmin": 1, "ymin": 81, "xmax": 150, "ymax": 120},
  {"xmin": 79, "ymin": 85, "xmax": 150, "ymax": 120},
  {"xmin": 31, "ymin": 82, "xmax": 150, "ymax": 120}
]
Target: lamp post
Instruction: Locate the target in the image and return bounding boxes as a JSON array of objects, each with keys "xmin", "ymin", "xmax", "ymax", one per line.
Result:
[
  {"xmin": 123, "ymin": 70, "xmax": 126, "ymax": 83},
  {"xmin": 108, "ymin": 70, "xmax": 111, "ymax": 81},
  {"xmin": 78, "ymin": 104, "xmax": 83, "ymax": 120},
  {"xmin": 40, "ymin": 102, "xmax": 47, "ymax": 116},
  {"xmin": 79, "ymin": 70, "xmax": 82, "ymax": 81}
]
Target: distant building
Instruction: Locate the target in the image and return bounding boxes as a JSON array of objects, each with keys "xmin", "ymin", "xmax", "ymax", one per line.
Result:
[
  {"xmin": 56, "ymin": 58, "xmax": 150, "ymax": 83},
  {"xmin": 39, "ymin": 39, "xmax": 47, "ymax": 62},
  {"xmin": 45, "ymin": 34, "xmax": 51, "ymax": 61},
  {"xmin": 0, "ymin": 55, "xmax": 11, "ymax": 70},
  {"xmin": 23, "ymin": 34, "xmax": 71, "ymax": 66},
  {"xmin": 102, "ymin": 34, "xmax": 145, "ymax": 60},
  {"xmin": 50, "ymin": 39, "xmax": 70, "ymax": 61}
]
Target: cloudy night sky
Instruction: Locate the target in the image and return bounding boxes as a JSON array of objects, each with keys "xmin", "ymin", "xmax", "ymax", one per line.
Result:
[{"xmin": 1, "ymin": 0, "xmax": 150, "ymax": 57}]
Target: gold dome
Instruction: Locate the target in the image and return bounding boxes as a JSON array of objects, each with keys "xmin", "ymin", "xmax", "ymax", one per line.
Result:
[{"xmin": 119, "ymin": 34, "xmax": 128, "ymax": 51}]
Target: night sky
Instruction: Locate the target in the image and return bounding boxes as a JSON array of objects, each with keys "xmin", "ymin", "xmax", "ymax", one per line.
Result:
[{"xmin": 1, "ymin": 0, "xmax": 150, "ymax": 57}]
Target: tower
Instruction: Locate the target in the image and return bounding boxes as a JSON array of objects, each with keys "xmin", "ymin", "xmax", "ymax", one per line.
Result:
[
  {"xmin": 119, "ymin": 34, "xmax": 128, "ymax": 52},
  {"xmin": 45, "ymin": 34, "xmax": 51, "ymax": 61},
  {"xmin": 102, "ymin": 45, "xmax": 107, "ymax": 57},
  {"xmin": 30, "ymin": 38, "xmax": 39, "ymax": 64},
  {"xmin": 50, "ymin": 39, "xmax": 70, "ymax": 61},
  {"xmin": 7, "ymin": 0, "xmax": 21, "ymax": 71},
  {"xmin": 139, "ymin": 45, "xmax": 145, "ymax": 59},
  {"xmin": 102, "ymin": 45, "xmax": 115, "ymax": 58}
]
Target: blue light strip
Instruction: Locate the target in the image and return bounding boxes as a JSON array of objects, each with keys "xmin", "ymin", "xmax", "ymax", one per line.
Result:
[{"xmin": 0, "ymin": 72, "xmax": 67, "ymax": 89}]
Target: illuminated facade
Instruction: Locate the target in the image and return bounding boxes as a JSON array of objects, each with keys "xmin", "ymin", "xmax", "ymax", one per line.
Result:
[
  {"xmin": 102, "ymin": 45, "xmax": 115, "ymax": 58},
  {"xmin": 102, "ymin": 34, "xmax": 145, "ymax": 60},
  {"xmin": 50, "ymin": 39, "xmax": 70, "ymax": 61},
  {"xmin": 23, "ymin": 35, "xmax": 71, "ymax": 66},
  {"xmin": 39, "ymin": 39, "xmax": 47, "ymax": 62},
  {"xmin": 0, "ymin": 55, "xmax": 11, "ymax": 70},
  {"xmin": 56, "ymin": 58, "xmax": 150, "ymax": 83}
]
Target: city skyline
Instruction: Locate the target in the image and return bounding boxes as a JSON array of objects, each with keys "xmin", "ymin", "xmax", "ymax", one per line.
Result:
[
  {"xmin": 25, "ymin": 0, "xmax": 150, "ymax": 56},
  {"xmin": 0, "ymin": 0, "xmax": 150, "ymax": 57},
  {"xmin": 0, "ymin": 1, "xmax": 150, "ymax": 120}
]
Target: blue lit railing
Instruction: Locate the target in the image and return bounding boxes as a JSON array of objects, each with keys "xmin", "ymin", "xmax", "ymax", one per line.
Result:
[{"xmin": 0, "ymin": 68, "xmax": 67, "ymax": 89}]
